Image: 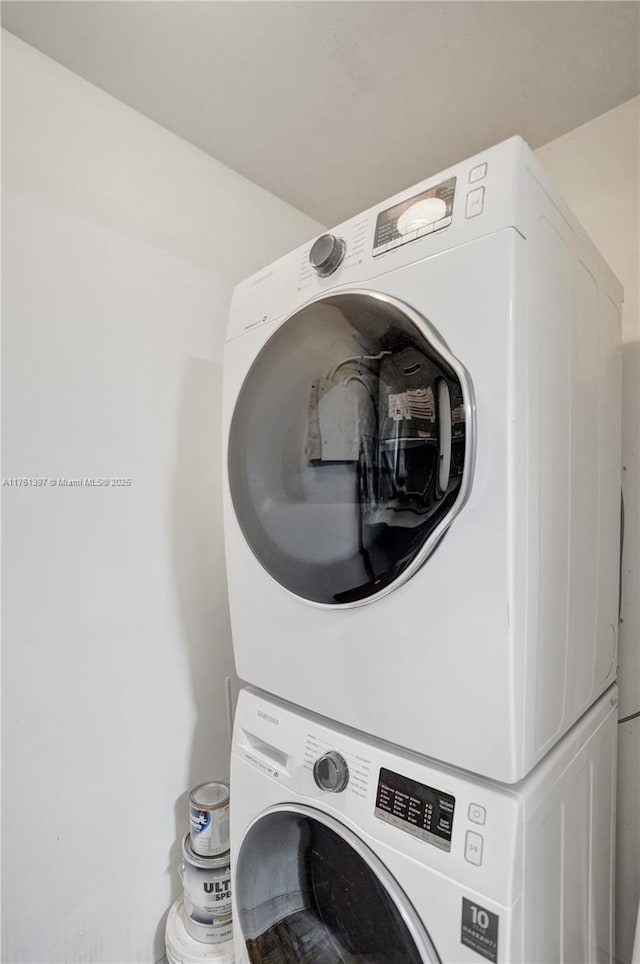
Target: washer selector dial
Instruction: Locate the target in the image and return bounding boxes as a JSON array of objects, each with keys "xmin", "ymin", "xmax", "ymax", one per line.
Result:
[
  {"xmin": 313, "ymin": 751, "xmax": 349, "ymax": 792},
  {"xmin": 309, "ymin": 234, "xmax": 346, "ymax": 277}
]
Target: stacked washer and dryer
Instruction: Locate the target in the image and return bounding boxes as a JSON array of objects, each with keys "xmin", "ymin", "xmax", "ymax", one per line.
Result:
[{"xmin": 222, "ymin": 137, "xmax": 622, "ymax": 963}]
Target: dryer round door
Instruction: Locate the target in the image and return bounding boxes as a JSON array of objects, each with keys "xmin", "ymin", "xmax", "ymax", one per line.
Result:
[
  {"xmin": 228, "ymin": 289, "xmax": 475, "ymax": 606},
  {"xmin": 234, "ymin": 804, "xmax": 440, "ymax": 964}
]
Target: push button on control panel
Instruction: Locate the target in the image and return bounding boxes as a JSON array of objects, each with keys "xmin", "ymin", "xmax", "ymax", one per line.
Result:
[
  {"xmin": 465, "ymin": 830, "xmax": 484, "ymax": 866},
  {"xmin": 468, "ymin": 803, "xmax": 486, "ymax": 825},
  {"xmin": 465, "ymin": 187, "xmax": 485, "ymax": 219},
  {"xmin": 469, "ymin": 163, "xmax": 488, "ymax": 183}
]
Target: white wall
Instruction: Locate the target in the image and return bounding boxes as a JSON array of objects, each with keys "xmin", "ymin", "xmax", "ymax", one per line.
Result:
[
  {"xmin": 536, "ymin": 97, "xmax": 640, "ymax": 964},
  {"xmin": 1, "ymin": 31, "xmax": 322, "ymax": 964},
  {"xmin": 3, "ymin": 25, "xmax": 638, "ymax": 964}
]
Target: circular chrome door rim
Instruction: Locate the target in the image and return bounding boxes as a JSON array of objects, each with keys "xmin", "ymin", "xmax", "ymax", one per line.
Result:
[
  {"xmin": 236, "ymin": 802, "xmax": 442, "ymax": 964},
  {"xmin": 230, "ymin": 286, "xmax": 477, "ymax": 610}
]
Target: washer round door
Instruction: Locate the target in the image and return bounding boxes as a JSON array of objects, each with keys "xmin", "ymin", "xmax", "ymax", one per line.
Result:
[
  {"xmin": 228, "ymin": 290, "xmax": 474, "ymax": 606},
  {"xmin": 234, "ymin": 805, "xmax": 440, "ymax": 964}
]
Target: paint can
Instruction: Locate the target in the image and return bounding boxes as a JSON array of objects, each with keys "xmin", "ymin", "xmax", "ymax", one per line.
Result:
[
  {"xmin": 165, "ymin": 897, "xmax": 235, "ymax": 962},
  {"xmin": 180, "ymin": 834, "xmax": 232, "ymax": 919},
  {"xmin": 189, "ymin": 782, "xmax": 230, "ymax": 857},
  {"xmin": 182, "ymin": 896, "xmax": 234, "ymax": 947}
]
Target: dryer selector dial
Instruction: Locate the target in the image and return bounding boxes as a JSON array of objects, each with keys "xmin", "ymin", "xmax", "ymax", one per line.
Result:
[
  {"xmin": 313, "ymin": 751, "xmax": 349, "ymax": 793},
  {"xmin": 309, "ymin": 234, "xmax": 346, "ymax": 277}
]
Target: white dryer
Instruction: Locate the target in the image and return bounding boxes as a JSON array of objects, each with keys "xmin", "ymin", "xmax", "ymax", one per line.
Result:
[
  {"xmin": 230, "ymin": 685, "xmax": 617, "ymax": 964},
  {"xmin": 222, "ymin": 136, "xmax": 622, "ymax": 783}
]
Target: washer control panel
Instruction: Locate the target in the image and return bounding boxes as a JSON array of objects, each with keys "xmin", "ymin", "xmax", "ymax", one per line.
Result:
[
  {"xmin": 234, "ymin": 688, "xmax": 528, "ymax": 908},
  {"xmin": 374, "ymin": 766, "xmax": 456, "ymax": 852},
  {"xmin": 372, "ymin": 177, "xmax": 456, "ymax": 256}
]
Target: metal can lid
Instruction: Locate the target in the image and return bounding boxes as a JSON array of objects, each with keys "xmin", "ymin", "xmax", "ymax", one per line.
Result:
[
  {"xmin": 182, "ymin": 833, "xmax": 230, "ymax": 870},
  {"xmin": 189, "ymin": 781, "xmax": 230, "ymax": 811}
]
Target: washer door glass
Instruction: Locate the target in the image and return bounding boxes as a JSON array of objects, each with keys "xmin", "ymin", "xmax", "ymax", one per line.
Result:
[
  {"xmin": 235, "ymin": 806, "xmax": 440, "ymax": 964},
  {"xmin": 228, "ymin": 291, "xmax": 473, "ymax": 606}
]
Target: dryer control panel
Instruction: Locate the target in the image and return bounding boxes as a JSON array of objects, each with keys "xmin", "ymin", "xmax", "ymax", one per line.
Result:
[
  {"xmin": 372, "ymin": 177, "xmax": 456, "ymax": 256},
  {"xmin": 227, "ymin": 137, "xmax": 530, "ymax": 341}
]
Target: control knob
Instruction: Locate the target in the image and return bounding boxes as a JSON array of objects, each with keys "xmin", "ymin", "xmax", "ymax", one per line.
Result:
[
  {"xmin": 309, "ymin": 234, "xmax": 346, "ymax": 277},
  {"xmin": 313, "ymin": 751, "xmax": 349, "ymax": 793}
]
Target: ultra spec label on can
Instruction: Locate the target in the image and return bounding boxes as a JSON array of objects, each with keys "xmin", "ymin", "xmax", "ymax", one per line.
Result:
[
  {"xmin": 181, "ymin": 859, "xmax": 231, "ymax": 917},
  {"xmin": 461, "ymin": 897, "xmax": 499, "ymax": 963},
  {"xmin": 180, "ymin": 835, "xmax": 232, "ymax": 918}
]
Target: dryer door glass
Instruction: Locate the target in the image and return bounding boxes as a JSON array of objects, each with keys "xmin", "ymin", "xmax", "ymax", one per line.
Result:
[
  {"xmin": 235, "ymin": 806, "xmax": 440, "ymax": 964},
  {"xmin": 228, "ymin": 290, "xmax": 473, "ymax": 605}
]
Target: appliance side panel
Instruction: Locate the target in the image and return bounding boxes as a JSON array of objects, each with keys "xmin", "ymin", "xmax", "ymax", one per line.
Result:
[
  {"xmin": 524, "ymin": 153, "xmax": 623, "ymax": 299},
  {"xmin": 567, "ymin": 261, "xmax": 602, "ymax": 715},
  {"xmin": 595, "ymin": 294, "xmax": 623, "ymax": 691},
  {"xmin": 525, "ymin": 171, "xmax": 623, "ymax": 768},
  {"xmin": 525, "ymin": 183, "xmax": 572, "ymax": 755},
  {"xmin": 509, "ymin": 228, "xmax": 532, "ymax": 778},
  {"xmin": 527, "ymin": 802, "xmax": 564, "ymax": 963},
  {"xmin": 521, "ymin": 694, "xmax": 617, "ymax": 964},
  {"xmin": 590, "ymin": 718, "xmax": 617, "ymax": 964},
  {"xmin": 563, "ymin": 760, "xmax": 592, "ymax": 960}
]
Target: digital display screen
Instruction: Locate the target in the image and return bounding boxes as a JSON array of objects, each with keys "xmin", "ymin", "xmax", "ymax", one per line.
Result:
[
  {"xmin": 373, "ymin": 177, "xmax": 456, "ymax": 255},
  {"xmin": 375, "ymin": 767, "xmax": 455, "ymax": 851}
]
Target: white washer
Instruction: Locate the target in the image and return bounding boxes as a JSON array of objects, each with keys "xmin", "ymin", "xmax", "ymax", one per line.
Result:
[
  {"xmin": 223, "ymin": 136, "xmax": 622, "ymax": 783},
  {"xmin": 230, "ymin": 685, "xmax": 617, "ymax": 964}
]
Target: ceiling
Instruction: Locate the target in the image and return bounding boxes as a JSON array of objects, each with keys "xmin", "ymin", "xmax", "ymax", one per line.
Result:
[{"xmin": 2, "ymin": 1, "xmax": 639, "ymax": 225}]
